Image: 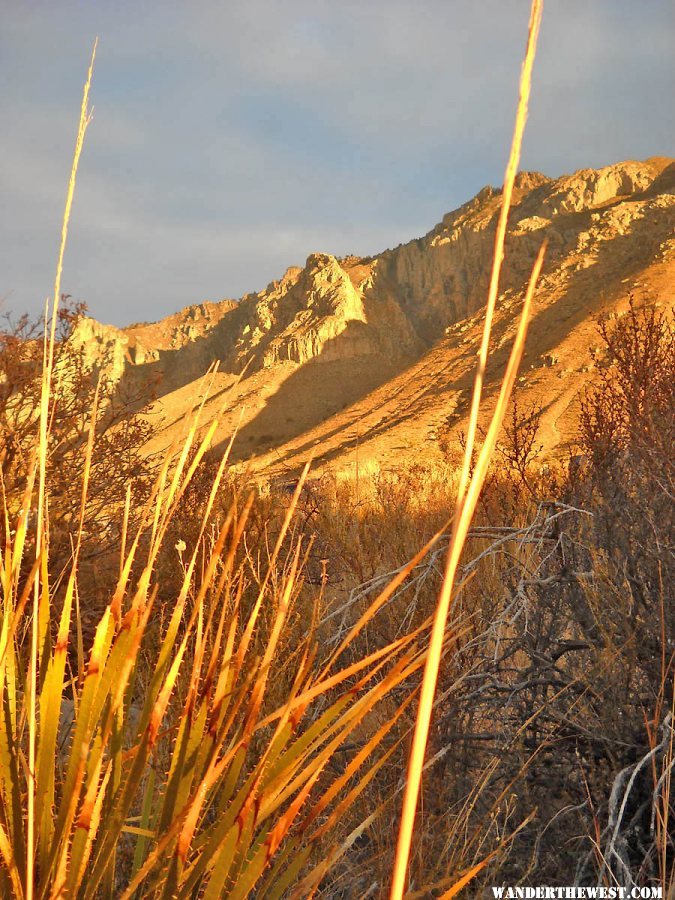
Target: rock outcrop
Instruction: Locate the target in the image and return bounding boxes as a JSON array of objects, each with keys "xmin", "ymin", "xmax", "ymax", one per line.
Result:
[
  {"xmin": 68, "ymin": 318, "xmax": 129, "ymax": 383},
  {"xmin": 370, "ymin": 157, "xmax": 673, "ymax": 343},
  {"xmin": 227, "ymin": 252, "xmax": 423, "ymax": 371}
]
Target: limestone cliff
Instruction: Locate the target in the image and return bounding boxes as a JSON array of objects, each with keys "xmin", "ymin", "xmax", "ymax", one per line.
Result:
[
  {"xmin": 371, "ymin": 157, "xmax": 673, "ymax": 342},
  {"xmin": 227, "ymin": 252, "xmax": 422, "ymax": 371},
  {"xmin": 68, "ymin": 156, "xmax": 674, "ymax": 471}
]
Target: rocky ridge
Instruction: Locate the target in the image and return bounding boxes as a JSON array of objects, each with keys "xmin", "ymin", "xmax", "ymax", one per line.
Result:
[{"xmin": 70, "ymin": 157, "xmax": 675, "ymax": 473}]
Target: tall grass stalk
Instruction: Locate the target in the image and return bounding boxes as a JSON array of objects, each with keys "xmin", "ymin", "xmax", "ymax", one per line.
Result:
[
  {"xmin": 28, "ymin": 38, "xmax": 97, "ymax": 900},
  {"xmin": 390, "ymin": 1, "xmax": 545, "ymax": 895}
]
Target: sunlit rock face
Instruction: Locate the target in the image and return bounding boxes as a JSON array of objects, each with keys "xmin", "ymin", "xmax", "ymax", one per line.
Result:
[
  {"xmin": 74, "ymin": 157, "xmax": 674, "ymax": 399},
  {"xmin": 371, "ymin": 159, "xmax": 673, "ymax": 343},
  {"xmin": 68, "ymin": 317, "xmax": 129, "ymax": 382},
  {"xmin": 532, "ymin": 161, "xmax": 657, "ymax": 215},
  {"xmin": 224, "ymin": 252, "xmax": 423, "ymax": 371}
]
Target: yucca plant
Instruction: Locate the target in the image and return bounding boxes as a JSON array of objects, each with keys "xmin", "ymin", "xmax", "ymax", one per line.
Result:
[{"xmin": 0, "ymin": 358, "xmax": 456, "ymax": 898}]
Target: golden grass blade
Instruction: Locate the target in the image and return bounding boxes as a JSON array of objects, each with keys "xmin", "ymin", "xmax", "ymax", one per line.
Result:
[
  {"xmin": 257, "ymin": 628, "xmax": 418, "ymax": 730},
  {"xmin": 147, "ymin": 627, "xmax": 191, "ymax": 750},
  {"xmin": 434, "ymin": 811, "xmax": 537, "ymax": 899},
  {"xmin": 454, "ymin": 1, "xmax": 542, "ymax": 509},
  {"xmin": 73, "ymin": 579, "xmax": 85, "ymax": 685},
  {"xmin": 7, "ymin": 455, "xmax": 38, "ymax": 591},
  {"xmin": 48, "ymin": 35, "xmax": 96, "ymax": 375},
  {"xmin": 0, "ymin": 688, "xmax": 27, "ymax": 879},
  {"xmin": 460, "ymin": 244, "xmax": 545, "ymax": 506},
  {"xmin": 62, "ymin": 758, "xmax": 112, "ymax": 896},
  {"xmin": 0, "ymin": 556, "xmax": 39, "ymax": 675},
  {"xmin": 390, "ymin": 4, "xmax": 544, "ymax": 895},
  {"xmin": 129, "ymin": 768, "xmax": 156, "ymax": 882},
  {"xmin": 28, "ymin": 39, "xmax": 97, "ymax": 900},
  {"xmin": 225, "ymin": 763, "xmax": 327, "ymax": 900},
  {"xmin": 45, "ymin": 742, "xmax": 89, "ymax": 897},
  {"xmin": 241, "ymin": 540, "xmax": 302, "ymax": 740},
  {"xmin": 35, "ymin": 572, "xmax": 75, "ymax": 864},
  {"xmin": 302, "ymin": 694, "xmax": 413, "ymax": 834},
  {"xmin": 119, "ymin": 482, "xmax": 132, "ymax": 580},
  {"xmin": 155, "ymin": 701, "xmax": 205, "ymax": 835},
  {"xmin": 259, "ymin": 844, "xmax": 313, "ymax": 900},
  {"xmin": 230, "ymin": 464, "xmax": 311, "ymax": 680},
  {"xmin": 391, "ymin": 238, "xmax": 545, "ymax": 900},
  {"xmin": 34, "ymin": 378, "xmax": 100, "ymax": 867},
  {"xmin": 254, "ymin": 647, "xmax": 432, "ymax": 842},
  {"xmin": 419, "ymin": 860, "xmax": 490, "ymax": 900}
]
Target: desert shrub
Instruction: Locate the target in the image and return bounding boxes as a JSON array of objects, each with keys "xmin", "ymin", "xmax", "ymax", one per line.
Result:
[
  {"xmin": 0, "ymin": 299, "xmax": 154, "ymax": 562},
  {"xmin": 300, "ymin": 300, "xmax": 674, "ymax": 896},
  {"xmin": 428, "ymin": 301, "xmax": 674, "ymax": 891},
  {"xmin": 561, "ymin": 301, "xmax": 675, "ymax": 887},
  {"xmin": 575, "ymin": 299, "xmax": 674, "ymax": 629}
]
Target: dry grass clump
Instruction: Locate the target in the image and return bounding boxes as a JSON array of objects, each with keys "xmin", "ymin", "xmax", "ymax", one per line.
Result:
[{"xmin": 1, "ymin": 413, "xmax": 448, "ymax": 897}]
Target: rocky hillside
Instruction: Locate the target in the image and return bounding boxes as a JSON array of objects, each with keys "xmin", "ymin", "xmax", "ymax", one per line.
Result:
[{"xmin": 71, "ymin": 156, "xmax": 675, "ymax": 476}]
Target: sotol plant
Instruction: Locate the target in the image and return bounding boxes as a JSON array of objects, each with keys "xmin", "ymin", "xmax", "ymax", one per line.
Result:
[{"xmin": 0, "ymin": 407, "xmax": 440, "ymax": 896}]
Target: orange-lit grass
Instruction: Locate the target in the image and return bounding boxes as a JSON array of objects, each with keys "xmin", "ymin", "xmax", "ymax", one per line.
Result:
[
  {"xmin": 390, "ymin": 1, "xmax": 545, "ymax": 895},
  {"xmin": 2, "ymin": 383, "xmax": 450, "ymax": 896},
  {"xmin": 28, "ymin": 38, "xmax": 97, "ymax": 900}
]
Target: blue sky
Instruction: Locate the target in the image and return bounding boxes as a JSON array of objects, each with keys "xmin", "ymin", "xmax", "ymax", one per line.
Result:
[{"xmin": 1, "ymin": 0, "xmax": 673, "ymax": 327}]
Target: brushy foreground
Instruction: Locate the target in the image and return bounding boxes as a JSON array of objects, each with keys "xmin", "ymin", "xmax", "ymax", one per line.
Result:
[{"xmin": 1, "ymin": 294, "xmax": 672, "ymax": 898}]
